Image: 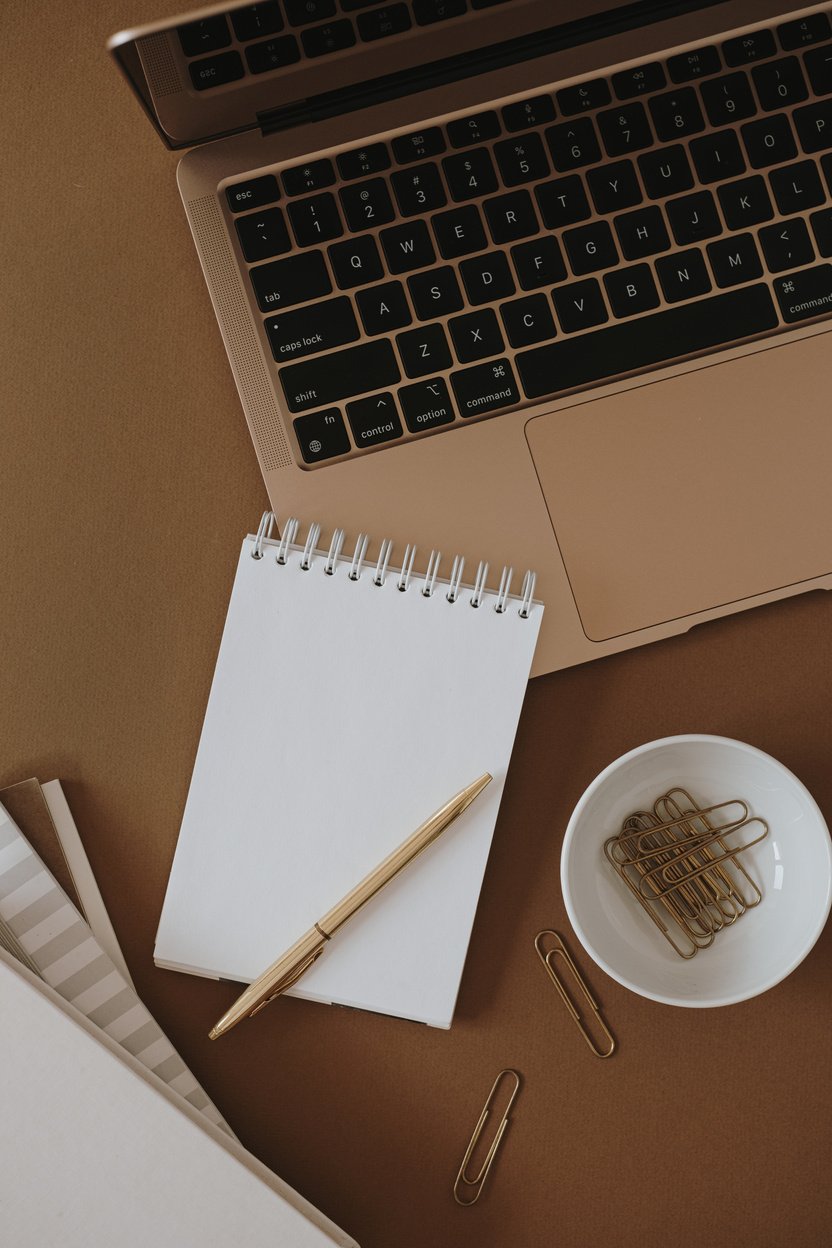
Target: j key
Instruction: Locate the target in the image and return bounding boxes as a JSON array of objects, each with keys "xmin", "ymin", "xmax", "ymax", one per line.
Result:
[
  {"xmin": 706, "ymin": 233, "xmax": 763, "ymax": 287},
  {"xmin": 443, "ymin": 148, "xmax": 498, "ymax": 202},
  {"xmin": 667, "ymin": 45, "xmax": 721, "ymax": 83},
  {"xmin": 741, "ymin": 114, "xmax": 796, "ymax": 168},
  {"xmin": 328, "ymin": 235, "xmax": 384, "ymax": 289},
  {"xmin": 597, "ymin": 103, "xmax": 654, "ymax": 155},
  {"xmin": 552, "ymin": 278, "xmax": 608, "ymax": 333},
  {"xmin": 614, "ymin": 205, "xmax": 670, "ymax": 260},
  {"xmin": 399, "ymin": 377, "xmax": 455, "ymax": 431},
  {"xmin": 500, "ymin": 293, "xmax": 557, "ymax": 347},
  {"xmin": 777, "ymin": 14, "xmax": 831, "ymax": 51},
  {"xmin": 235, "ymin": 206, "xmax": 291, "ymax": 262},
  {"xmin": 587, "ymin": 160, "xmax": 642, "ymax": 214},
  {"xmin": 408, "ymin": 267, "xmax": 464, "ymax": 319},
  {"xmin": 612, "ymin": 62, "xmax": 665, "ymax": 99},
  {"xmin": 447, "ymin": 111, "xmax": 501, "ymax": 148},
  {"xmin": 723, "ymin": 30, "xmax": 776, "ymax": 66},
  {"xmin": 655, "ymin": 248, "xmax": 711, "ymax": 302},
  {"xmin": 357, "ymin": 4, "xmax": 412, "ymax": 41},
  {"xmin": 246, "ymin": 35, "xmax": 300, "ymax": 73},
  {"xmin": 483, "ymin": 190, "xmax": 539, "ymax": 243},
  {"xmin": 340, "ymin": 178, "xmax": 395, "ymax": 231},
  {"xmin": 502, "ymin": 95, "xmax": 556, "ymax": 132},
  {"xmin": 770, "ymin": 160, "xmax": 825, "ymax": 214},
  {"xmin": 535, "ymin": 175, "xmax": 591, "ymax": 228},
  {"xmin": 805, "ymin": 45, "xmax": 832, "ymax": 96},
  {"xmin": 265, "ymin": 296, "xmax": 359, "ymax": 362},
  {"xmin": 648, "ymin": 88, "xmax": 704, "ymax": 140},
  {"xmin": 281, "ymin": 339, "xmax": 400, "ymax": 411},
  {"xmin": 794, "ymin": 100, "xmax": 832, "ymax": 153},
  {"xmin": 718, "ymin": 175, "xmax": 774, "ymax": 228},
  {"xmin": 283, "ymin": 160, "xmax": 335, "ymax": 196},
  {"xmin": 226, "ymin": 175, "xmax": 280, "ymax": 213},
  {"xmin": 810, "ymin": 208, "xmax": 832, "ymax": 256},
  {"xmin": 752, "ymin": 57, "xmax": 808, "ymax": 110},
  {"xmin": 178, "ymin": 16, "xmax": 230, "ymax": 55},
  {"xmin": 459, "ymin": 252, "xmax": 514, "ymax": 304},
  {"xmin": 288, "ymin": 192, "xmax": 343, "ymax": 246},
  {"xmin": 494, "ymin": 134, "xmax": 549, "ymax": 186},
  {"xmin": 511, "ymin": 237, "xmax": 567, "ymax": 289},
  {"xmin": 638, "ymin": 145, "xmax": 693, "ymax": 198},
  {"xmin": 517, "ymin": 286, "xmax": 778, "ymax": 398},
  {"xmin": 231, "ymin": 4, "xmax": 283, "ymax": 40},
  {"xmin": 556, "ymin": 78, "xmax": 611, "ymax": 115},
  {"xmin": 700, "ymin": 72, "xmax": 757, "ymax": 127},
  {"xmin": 396, "ymin": 323, "xmax": 452, "ymax": 377},
  {"xmin": 380, "ymin": 221, "xmax": 436, "ymax": 273},
  {"xmin": 451, "ymin": 358, "xmax": 521, "ymax": 418},
  {"xmin": 337, "ymin": 143, "xmax": 390, "ymax": 180},
  {"xmin": 432, "ymin": 205, "xmax": 487, "ymax": 258},
  {"xmin": 251, "ymin": 250, "xmax": 331, "ymax": 310},
  {"xmin": 759, "ymin": 218, "xmax": 815, "ymax": 272},
  {"xmin": 302, "ymin": 20, "xmax": 356, "ymax": 57},
  {"xmin": 293, "ymin": 409, "xmax": 350, "ymax": 464},
  {"xmin": 603, "ymin": 264, "xmax": 660, "ymax": 317},
  {"xmin": 392, "ymin": 127, "xmax": 446, "ymax": 163},
  {"xmin": 346, "ymin": 393, "xmax": 403, "ymax": 447},
  {"xmin": 545, "ymin": 118, "xmax": 601, "ymax": 171},
  {"xmin": 189, "ymin": 51, "xmax": 244, "ymax": 90},
  {"xmin": 413, "ymin": 0, "xmax": 466, "ymax": 24},
  {"xmin": 285, "ymin": 0, "xmax": 335, "ymax": 24},
  {"xmin": 355, "ymin": 280, "xmax": 412, "ymax": 333},
  {"xmin": 773, "ymin": 263, "xmax": 832, "ymax": 321},
  {"xmin": 563, "ymin": 221, "xmax": 618, "ymax": 275},
  {"xmin": 665, "ymin": 190, "xmax": 721, "ymax": 245},
  {"xmin": 391, "ymin": 164, "xmax": 447, "ymax": 216},
  {"xmin": 449, "ymin": 308, "xmax": 505, "ymax": 362},
  {"xmin": 690, "ymin": 130, "xmax": 746, "ymax": 183}
]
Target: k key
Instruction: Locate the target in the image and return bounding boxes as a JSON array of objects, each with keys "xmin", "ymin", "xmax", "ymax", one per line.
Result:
[{"xmin": 718, "ymin": 175, "xmax": 774, "ymax": 228}]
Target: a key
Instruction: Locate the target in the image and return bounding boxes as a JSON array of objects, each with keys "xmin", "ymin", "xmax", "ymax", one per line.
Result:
[
  {"xmin": 665, "ymin": 190, "xmax": 721, "ymax": 245},
  {"xmin": 396, "ymin": 323, "xmax": 453, "ymax": 377},
  {"xmin": 413, "ymin": 0, "xmax": 466, "ymax": 24},
  {"xmin": 459, "ymin": 252, "xmax": 515, "ymax": 304},
  {"xmin": 483, "ymin": 190, "xmax": 539, "ymax": 243},
  {"xmin": 612, "ymin": 62, "xmax": 665, "ymax": 99},
  {"xmin": 328, "ymin": 235, "xmax": 384, "ymax": 289},
  {"xmin": 399, "ymin": 377, "xmax": 455, "ymax": 431},
  {"xmin": 638, "ymin": 145, "xmax": 694, "ymax": 198},
  {"xmin": 357, "ymin": 4, "xmax": 411, "ymax": 41},
  {"xmin": 302, "ymin": 19, "xmax": 356, "ymax": 57},
  {"xmin": 502, "ymin": 95, "xmax": 556, "ymax": 131},
  {"xmin": 648, "ymin": 88, "xmax": 705, "ymax": 140},
  {"xmin": 346, "ymin": 393, "xmax": 403, "ymax": 447},
  {"xmin": 432, "ymin": 205, "xmax": 487, "ymax": 258},
  {"xmin": 500, "ymin": 293, "xmax": 557, "ymax": 347},
  {"xmin": 178, "ymin": 16, "xmax": 230, "ymax": 55},
  {"xmin": 545, "ymin": 118, "xmax": 601, "ymax": 171},
  {"xmin": 655, "ymin": 248, "xmax": 712, "ymax": 302},
  {"xmin": 706, "ymin": 233, "xmax": 763, "ymax": 287},
  {"xmin": 281, "ymin": 339, "xmax": 400, "ymax": 411},
  {"xmin": 391, "ymin": 164, "xmax": 447, "ymax": 216},
  {"xmin": 552, "ymin": 278, "xmax": 608, "ymax": 333},
  {"xmin": 667, "ymin": 45, "xmax": 721, "ymax": 83},
  {"xmin": 283, "ymin": 159, "xmax": 335, "ymax": 196},
  {"xmin": 773, "ymin": 263, "xmax": 832, "ymax": 321},
  {"xmin": 443, "ymin": 148, "xmax": 498, "ymax": 202},
  {"xmin": 805, "ymin": 44, "xmax": 832, "ymax": 96},
  {"xmin": 586, "ymin": 160, "xmax": 642, "ymax": 214},
  {"xmin": 810, "ymin": 208, "xmax": 832, "ymax": 257},
  {"xmin": 231, "ymin": 3, "xmax": 283, "ymax": 41},
  {"xmin": 392, "ymin": 127, "xmax": 446, "ymax": 163},
  {"xmin": 563, "ymin": 221, "xmax": 618, "ymax": 275},
  {"xmin": 226, "ymin": 175, "xmax": 280, "ymax": 213},
  {"xmin": 292, "ymin": 409, "xmax": 350, "ymax": 463},
  {"xmin": 251, "ymin": 250, "xmax": 331, "ymax": 310},
  {"xmin": 447, "ymin": 111, "xmax": 501, "ymax": 148},
  {"xmin": 339, "ymin": 178, "xmax": 395, "ymax": 232},
  {"xmin": 723, "ymin": 30, "xmax": 777, "ymax": 66},
  {"xmin": 189, "ymin": 51, "xmax": 244, "ymax": 90},
  {"xmin": 603, "ymin": 264, "xmax": 660, "ymax": 317},
  {"xmin": 759, "ymin": 218, "xmax": 815, "ymax": 271},
  {"xmin": 493, "ymin": 134, "xmax": 550, "ymax": 186},
  {"xmin": 752, "ymin": 56, "xmax": 808, "ymax": 110},
  {"xmin": 234, "ymin": 206, "xmax": 291, "ymax": 262},
  {"xmin": 380, "ymin": 221, "xmax": 436, "ymax": 273},
  {"xmin": 449, "ymin": 308, "xmax": 505, "ymax": 362},
  {"xmin": 701, "ymin": 72, "xmax": 757, "ymax": 126},
  {"xmin": 451, "ymin": 358, "xmax": 521, "ymax": 417},
  {"xmin": 614, "ymin": 205, "xmax": 670, "ymax": 260},
  {"xmin": 778, "ymin": 14, "xmax": 831, "ymax": 50},
  {"xmin": 288, "ymin": 192, "xmax": 343, "ymax": 246},
  {"xmin": 718, "ymin": 174, "xmax": 774, "ymax": 228},
  {"xmin": 535, "ymin": 175, "xmax": 591, "ymax": 228},
  {"xmin": 690, "ymin": 130, "xmax": 746, "ymax": 183},
  {"xmin": 741, "ymin": 113, "xmax": 797, "ymax": 168},
  {"xmin": 556, "ymin": 78, "xmax": 611, "ymax": 115},
  {"xmin": 511, "ymin": 237, "xmax": 567, "ymax": 289},
  {"xmin": 265, "ymin": 296, "xmax": 359, "ymax": 361},
  {"xmin": 794, "ymin": 100, "xmax": 832, "ymax": 153},
  {"xmin": 245, "ymin": 35, "xmax": 300, "ymax": 73},
  {"xmin": 597, "ymin": 102, "xmax": 654, "ymax": 155},
  {"xmin": 285, "ymin": 0, "xmax": 335, "ymax": 24},
  {"xmin": 337, "ymin": 143, "xmax": 391, "ymax": 180},
  {"xmin": 408, "ymin": 267, "xmax": 464, "ymax": 319},
  {"xmin": 355, "ymin": 280, "xmax": 412, "ymax": 333},
  {"xmin": 770, "ymin": 160, "xmax": 825, "ymax": 215}
]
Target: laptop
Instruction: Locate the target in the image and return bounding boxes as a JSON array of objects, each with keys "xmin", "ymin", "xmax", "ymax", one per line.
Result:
[{"xmin": 110, "ymin": 0, "xmax": 832, "ymax": 676}]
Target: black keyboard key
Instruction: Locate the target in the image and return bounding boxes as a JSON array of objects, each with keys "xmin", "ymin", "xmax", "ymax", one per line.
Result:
[
  {"xmin": 545, "ymin": 118, "xmax": 601, "ymax": 171},
  {"xmin": 718, "ymin": 174, "xmax": 774, "ymax": 228},
  {"xmin": 251, "ymin": 251, "xmax": 331, "ymax": 310},
  {"xmin": 773, "ymin": 263, "xmax": 832, "ymax": 321},
  {"xmin": 586, "ymin": 160, "xmax": 642, "ymax": 214},
  {"xmin": 283, "ymin": 159, "xmax": 335, "ymax": 196},
  {"xmin": 226, "ymin": 175, "xmax": 280, "ymax": 213},
  {"xmin": 638, "ymin": 145, "xmax": 694, "ymax": 198},
  {"xmin": 824, "ymin": 153, "xmax": 832, "ymax": 191},
  {"xmin": 189, "ymin": 51, "xmax": 244, "ymax": 90},
  {"xmin": 483, "ymin": 190, "xmax": 538, "ymax": 243},
  {"xmin": 805, "ymin": 44, "xmax": 832, "ymax": 96},
  {"xmin": 302, "ymin": 19, "xmax": 356, "ymax": 56},
  {"xmin": 500, "ymin": 294, "xmax": 557, "ymax": 347},
  {"xmin": 511, "ymin": 237, "xmax": 567, "ymax": 289},
  {"xmin": 235, "ymin": 206, "xmax": 291, "ymax": 262},
  {"xmin": 759, "ymin": 218, "xmax": 815, "ymax": 272},
  {"xmin": 612, "ymin": 62, "xmax": 665, "ymax": 99},
  {"xmin": 535, "ymin": 175, "xmax": 591, "ymax": 228},
  {"xmin": 340, "ymin": 178, "xmax": 395, "ymax": 231},
  {"xmin": 656, "ymin": 248, "xmax": 711, "ymax": 302},
  {"xmin": 810, "ymin": 208, "xmax": 832, "ymax": 256},
  {"xmin": 231, "ymin": 4, "xmax": 283, "ymax": 41},
  {"xmin": 604, "ymin": 264, "xmax": 660, "ymax": 316},
  {"xmin": 769, "ymin": 160, "xmax": 825, "ymax": 214},
  {"xmin": 459, "ymin": 252, "xmax": 514, "ymax": 304},
  {"xmin": 648, "ymin": 88, "xmax": 705, "ymax": 140},
  {"xmin": 178, "ymin": 16, "xmax": 230, "ymax": 56},
  {"xmin": 328, "ymin": 235, "xmax": 384, "ymax": 289},
  {"xmin": 552, "ymin": 278, "xmax": 608, "ymax": 332},
  {"xmin": 413, "ymin": 0, "xmax": 467, "ymax": 24},
  {"xmin": 447, "ymin": 110, "xmax": 501, "ymax": 148},
  {"xmin": 397, "ymin": 323, "xmax": 452, "ymax": 376},
  {"xmin": 380, "ymin": 221, "xmax": 436, "ymax": 273},
  {"xmin": 778, "ymin": 14, "xmax": 831, "ymax": 51},
  {"xmin": 502, "ymin": 95, "xmax": 556, "ymax": 131},
  {"xmin": 346, "ymin": 393, "xmax": 403, "ymax": 447},
  {"xmin": 449, "ymin": 308, "xmax": 504, "ymax": 362},
  {"xmin": 337, "ymin": 143, "xmax": 390, "ymax": 180},
  {"xmin": 408, "ymin": 267, "xmax": 464, "ymax": 319},
  {"xmin": 668, "ymin": 45, "xmax": 721, "ymax": 83},
  {"xmin": 400, "ymin": 377, "xmax": 455, "ymax": 431},
  {"xmin": 451, "ymin": 358, "xmax": 520, "ymax": 417},
  {"xmin": 701, "ymin": 72, "xmax": 757, "ymax": 127},
  {"xmin": 356, "ymin": 280, "xmax": 412, "ymax": 333},
  {"xmin": 556, "ymin": 78, "xmax": 611, "ymax": 115},
  {"xmin": 293, "ymin": 409, "xmax": 350, "ymax": 463},
  {"xmin": 741, "ymin": 113, "xmax": 797, "ymax": 168},
  {"xmin": 794, "ymin": 100, "xmax": 832, "ymax": 152},
  {"xmin": 432, "ymin": 205, "xmax": 487, "ymax": 258},
  {"xmin": 706, "ymin": 233, "xmax": 763, "ymax": 287},
  {"xmin": 666, "ymin": 190, "xmax": 721, "ymax": 245},
  {"xmin": 246, "ymin": 35, "xmax": 300, "ymax": 73},
  {"xmin": 358, "ymin": 3, "xmax": 411, "ymax": 41},
  {"xmin": 286, "ymin": 0, "xmax": 335, "ymax": 24},
  {"xmin": 563, "ymin": 221, "xmax": 618, "ymax": 275},
  {"xmin": 281, "ymin": 339, "xmax": 400, "ymax": 411},
  {"xmin": 723, "ymin": 30, "xmax": 777, "ymax": 66},
  {"xmin": 288, "ymin": 192, "xmax": 343, "ymax": 246},
  {"xmin": 690, "ymin": 130, "xmax": 746, "ymax": 183},
  {"xmin": 393, "ymin": 128, "xmax": 446, "ymax": 163},
  {"xmin": 391, "ymin": 164, "xmax": 447, "ymax": 216},
  {"xmin": 597, "ymin": 102, "xmax": 654, "ymax": 155},
  {"xmin": 265, "ymin": 296, "xmax": 359, "ymax": 362},
  {"xmin": 614, "ymin": 205, "xmax": 670, "ymax": 260},
  {"xmin": 494, "ymin": 134, "xmax": 549, "ymax": 186},
  {"xmin": 443, "ymin": 148, "xmax": 498, "ymax": 202},
  {"xmin": 752, "ymin": 56, "xmax": 808, "ymax": 110}
]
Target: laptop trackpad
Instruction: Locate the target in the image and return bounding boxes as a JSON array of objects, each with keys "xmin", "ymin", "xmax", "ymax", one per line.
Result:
[{"xmin": 525, "ymin": 334, "xmax": 832, "ymax": 642}]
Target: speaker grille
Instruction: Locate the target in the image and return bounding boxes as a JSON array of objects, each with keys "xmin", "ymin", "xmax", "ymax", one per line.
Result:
[{"xmin": 139, "ymin": 32, "xmax": 183, "ymax": 99}]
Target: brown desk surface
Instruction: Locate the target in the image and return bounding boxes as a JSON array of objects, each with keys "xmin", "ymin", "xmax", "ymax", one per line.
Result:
[{"xmin": 4, "ymin": 5, "xmax": 832, "ymax": 1245}]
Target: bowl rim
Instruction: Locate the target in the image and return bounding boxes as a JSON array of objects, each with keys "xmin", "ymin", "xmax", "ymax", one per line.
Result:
[{"xmin": 560, "ymin": 733, "xmax": 832, "ymax": 1008}]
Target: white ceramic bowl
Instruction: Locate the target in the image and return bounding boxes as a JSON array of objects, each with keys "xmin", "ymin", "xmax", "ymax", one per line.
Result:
[{"xmin": 561, "ymin": 735, "xmax": 832, "ymax": 1008}]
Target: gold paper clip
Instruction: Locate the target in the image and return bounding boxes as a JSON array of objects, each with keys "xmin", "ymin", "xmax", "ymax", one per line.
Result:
[
  {"xmin": 534, "ymin": 930, "xmax": 616, "ymax": 1058},
  {"xmin": 453, "ymin": 1069, "xmax": 520, "ymax": 1207}
]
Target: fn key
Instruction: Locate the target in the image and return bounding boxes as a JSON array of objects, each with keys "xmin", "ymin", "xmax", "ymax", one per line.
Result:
[{"xmin": 293, "ymin": 409, "xmax": 351, "ymax": 464}]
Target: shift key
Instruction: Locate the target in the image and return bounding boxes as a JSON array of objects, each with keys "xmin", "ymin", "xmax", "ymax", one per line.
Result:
[{"xmin": 280, "ymin": 339, "xmax": 401, "ymax": 412}]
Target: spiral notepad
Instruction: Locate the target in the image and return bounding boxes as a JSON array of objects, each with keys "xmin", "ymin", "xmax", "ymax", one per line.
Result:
[{"xmin": 156, "ymin": 514, "xmax": 543, "ymax": 1028}]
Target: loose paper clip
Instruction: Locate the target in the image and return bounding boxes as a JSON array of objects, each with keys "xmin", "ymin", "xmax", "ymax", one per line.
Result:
[
  {"xmin": 534, "ymin": 931, "xmax": 616, "ymax": 1058},
  {"xmin": 453, "ymin": 1069, "xmax": 520, "ymax": 1207}
]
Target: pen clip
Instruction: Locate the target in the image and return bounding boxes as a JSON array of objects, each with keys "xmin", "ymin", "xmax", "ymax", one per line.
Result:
[{"xmin": 248, "ymin": 947, "xmax": 325, "ymax": 1018}]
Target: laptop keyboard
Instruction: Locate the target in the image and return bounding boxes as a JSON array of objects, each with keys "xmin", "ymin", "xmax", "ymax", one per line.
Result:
[{"xmin": 222, "ymin": 9, "xmax": 832, "ymax": 466}]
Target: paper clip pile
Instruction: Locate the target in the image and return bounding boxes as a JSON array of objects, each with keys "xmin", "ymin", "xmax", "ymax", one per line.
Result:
[{"xmin": 604, "ymin": 787, "xmax": 768, "ymax": 959}]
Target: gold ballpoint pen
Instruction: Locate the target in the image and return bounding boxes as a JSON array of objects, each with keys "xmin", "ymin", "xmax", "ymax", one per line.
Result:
[{"xmin": 209, "ymin": 772, "xmax": 492, "ymax": 1039}]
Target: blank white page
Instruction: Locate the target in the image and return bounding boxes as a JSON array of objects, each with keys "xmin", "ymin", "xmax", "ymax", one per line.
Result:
[{"xmin": 156, "ymin": 526, "xmax": 542, "ymax": 1028}]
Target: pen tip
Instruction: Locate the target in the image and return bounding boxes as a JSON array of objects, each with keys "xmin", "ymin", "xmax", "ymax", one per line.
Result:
[{"xmin": 208, "ymin": 1026, "xmax": 220, "ymax": 1041}]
